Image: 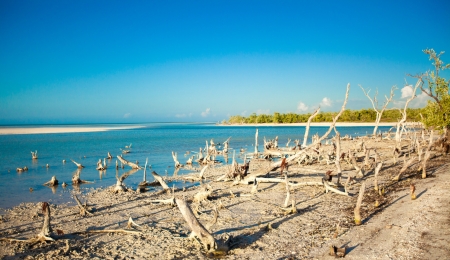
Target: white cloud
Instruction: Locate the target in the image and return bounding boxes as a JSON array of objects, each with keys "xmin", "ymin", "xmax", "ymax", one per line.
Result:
[
  {"xmin": 401, "ymin": 85, "xmax": 414, "ymax": 98},
  {"xmin": 320, "ymin": 97, "xmax": 332, "ymax": 107},
  {"xmin": 201, "ymin": 108, "xmax": 211, "ymax": 117},
  {"xmin": 297, "ymin": 102, "xmax": 308, "ymax": 112},
  {"xmin": 123, "ymin": 113, "xmax": 131, "ymax": 118}
]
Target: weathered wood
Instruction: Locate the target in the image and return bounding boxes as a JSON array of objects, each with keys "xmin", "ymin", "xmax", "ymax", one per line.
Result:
[
  {"xmin": 43, "ymin": 176, "xmax": 58, "ymax": 186},
  {"xmin": 373, "ymin": 162, "xmax": 383, "ymax": 191},
  {"xmin": 176, "ymin": 198, "xmax": 228, "ymax": 254},
  {"xmin": 322, "ymin": 178, "xmax": 349, "ymax": 196},
  {"xmin": 303, "ymin": 107, "xmax": 321, "ymax": 147},
  {"xmin": 73, "ymin": 195, "xmax": 93, "ymax": 216},
  {"xmin": 354, "ymin": 183, "xmax": 366, "ymax": 225},
  {"xmin": 113, "ymin": 168, "xmax": 139, "ymax": 192},
  {"xmin": 117, "ymin": 155, "xmax": 141, "ymax": 169},
  {"xmin": 172, "ymin": 151, "xmax": 182, "ymax": 168},
  {"xmin": 151, "ymin": 171, "xmax": 170, "ymax": 191},
  {"xmin": 395, "ymin": 79, "xmax": 421, "ymax": 148},
  {"xmin": 72, "ymin": 169, "xmax": 91, "ymax": 185},
  {"xmin": 392, "ymin": 156, "xmax": 417, "ymax": 181},
  {"xmin": 70, "ymin": 159, "xmax": 84, "ymax": 169}
]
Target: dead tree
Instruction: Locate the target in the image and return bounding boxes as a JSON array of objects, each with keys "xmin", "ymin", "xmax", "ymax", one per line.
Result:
[
  {"xmin": 302, "ymin": 107, "xmax": 321, "ymax": 147},
  {"xmin": 96, "ymin": 159, "xmax": 106, "ymax": 170},
  {"xmin": 113, "ymin": 168, "xmax": 138, "ymax": 193},
  {"xmin": 107, "ymin": 152, "xmax": 112, "ymax": 159},
  {"xmin": 43, "ymin": 176, "xmax": 58, "ymax": 186},
  {"xmin": 354, "ymin": 183, "xmax": 366, "ymax": 225},
  {"xmin": 172, "ymin": 151, "xmax": 183, "ymax": 168},
  {"xmin": 254, "ymin": 129, "xmax": 259, "ymax": 155},
  {"xmin": 117, "ymin": 155, "xmax": 141, "ymax": 169},
  {"xmin": 270, "ymin": 84, "xmax": 350, "ymax": 171},
  {"xmin": 334, "ymin": 130, "xmax": 342, "ymax": 185},
  {"xmin": 421, "ymin": 130, "xmax": 434, "ymax": 179},
  {"xmin": 73, "ymin": 195, "xmax": 93, "ymax": 216},
  {"xmin": 373, "ymin": 162, "xmax": 383, "ymax": 191},
  {"xmin": 70, "ymin": 159, "xmax": 84, "ymax": 169},
  {"xmin": 395, "ymin": 79, "xmax": 421, "ymax": 148},
  {"xmin": 393, "ymin": 156, "xmax": 417, "ymax": 181},
  {"xmin": 360, "ymin": 85, "xmax": 396, "ymax": 136},
  {"xmin": 31, "ymin": 150, "xmax": 38, "ymax": 160},
  {"xmin": 72, "ymin": 169, "xmax": 91, "ymax": 185},
  {"xmin": 176, "ymin": 198, "xmax": 228, "ymax": 255},
  {"xmin": 151, "ymin": 171, "xmax": 170, "ymax": 192}
]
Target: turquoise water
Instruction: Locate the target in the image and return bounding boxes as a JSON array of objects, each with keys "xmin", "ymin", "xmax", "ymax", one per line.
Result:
[{"xmin": 0, "ymin": 123, "xmax": 390, "ymax": 209}]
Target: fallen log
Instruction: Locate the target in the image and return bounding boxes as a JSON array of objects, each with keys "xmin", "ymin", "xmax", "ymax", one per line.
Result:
[
  {"xmin": 176, "ymin": 198, "xmax": 228, "ymax": 255},
  {"xmin": 117, "ymin": 155, "xmax": 141, "ymax": 169},
  {"xmin": 113, "ymin": 168, "xmax": 139, "ymax": 193},
  {"xmin": 70, "ymin": 159, "xmax": 84, "ymax": 169},
  {"xmin": 151, "ymin": 171, "xmax": 170, "ymax": 191}
]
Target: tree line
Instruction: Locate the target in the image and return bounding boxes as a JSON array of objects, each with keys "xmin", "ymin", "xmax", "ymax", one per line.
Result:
[{"xmin": 225, "ymin": 108, "xmax": 424, "ymax": 124}]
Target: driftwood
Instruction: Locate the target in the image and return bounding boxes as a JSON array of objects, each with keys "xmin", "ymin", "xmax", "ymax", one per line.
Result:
[
  {"xmin": 96, "ymin": 159, "xmax": 106, "ymax": 171},
  {"xmin": 172, "ymin": 151, "xmax": 183, "ymax": 168},
  {"xmin": 392, "ymin": 156, "xmax": 417, "ymax": 181},
  {"xmin": 72, "ymin": 169, "xmax": 91, "ymax": 185},
  {"xmin": 43, "ymin": 176, "xmax": 58, "ymax": 186},
  {"xmin": 373, "ymin": 162, "xmax": 383, "ymax": 191},
  {"xmin": 421, "ymin": 131, "xmax": 434, "ymax": 179},
  {"xmin": 322, "ymin": 178, "xmax": 349, "ymax": 196},
  {"xmin": 0, "ymin": 202, "xmax": 54, "ymax": 244},
  {"xmin": 269, "ymin": 84, "xmax": 350, "ymax": 171},
  {"xmin": 107, "ymin": 152, "xmax": 112, "ymax": 159},
  {"xmin": 148, "ymin": 197, "xmax": 176, "ymax": 206},
  {"xmin": 410, "ymin": 184, "xmax": 416, "ymax": 200},
  {"xmin": 194, "ymin": 185, "xmax": 213, "ymax": 203},
  {"xmin": 176, "ymin": 198, "xmax": 228, "ymax": 255},
  {"xmin": 395, "ymin": 79, "xmax": 421, "ymax": 148},
  {"xmin": 31, "ymin": 150, "xmax": 38, "ymax": 160},
  {"xmin": 73, "ymin": 195, "xmax": 93, "ymax": 216},
  {"xmin": 354, "ymin": 183, "xmax": 366, "ymax": 225},
  {"xmin": 303, "ymin": 107, "xmax": 321, "ymax": 148},
  {"xmin": 113, "ymin": 168, "xmax": 139, "ymax": 193},
  {"xmin": 254, "ymin": 129, "xmax": 259, "ymax": 155},
  {"xmin": 151, "ymin": 171, "xmax": 170, "ymax": 191},
  {"xmin": 117, "ymin": 155, "xmax": 141, "ymax": 169},
  {"xmin": 359, "ymin": 85, "xmax": 396, "ymax": 136},
  {"xmin": 70, "ymin": 159, "xmax": 84, "ymax": 169}
]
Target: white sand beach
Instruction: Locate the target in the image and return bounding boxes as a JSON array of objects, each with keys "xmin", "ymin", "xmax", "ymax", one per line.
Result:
[
  {"xmin": 222, "ymin": 122, "xmax": 422, "ymax": 127},
  {"xmin": 0, "ymin": 125, "xmax": 145, "ymax": 135}
]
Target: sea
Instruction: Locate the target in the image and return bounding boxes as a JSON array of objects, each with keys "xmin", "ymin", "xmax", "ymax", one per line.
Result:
[{"xmin": 0, "ymin": 123, "xmax": 392, "ymax": 210}]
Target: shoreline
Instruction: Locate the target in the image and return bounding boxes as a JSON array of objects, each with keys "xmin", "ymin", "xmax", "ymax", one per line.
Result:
[
  {"xmin": 0, "ymin": 125, "xmax": 145, "ymax": 135},
  {"xmin": 220, "ymin": 122, "xmax": 422, "ymax": 127}
]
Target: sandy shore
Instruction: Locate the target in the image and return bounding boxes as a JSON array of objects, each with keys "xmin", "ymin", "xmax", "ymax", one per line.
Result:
[
  {"xmin": 221, "ymin": 122, "xmax": 422, "ymax": 127},
  {"xmin": 0, "ymin": 125, "xmax": 145, "ymax": 135}
]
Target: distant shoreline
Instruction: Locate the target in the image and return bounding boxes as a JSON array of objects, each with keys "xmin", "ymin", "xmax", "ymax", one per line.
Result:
[
  {"xmin": 0, "ymin": 125, "xmax": 145, "ymax": 135},
  {"xmin": 220, "ymin": 122, "xmax": 422, "ymax": 127}
]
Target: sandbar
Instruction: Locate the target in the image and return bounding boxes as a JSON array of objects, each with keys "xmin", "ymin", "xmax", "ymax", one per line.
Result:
[{"xmin": 0, "ymin": 125, "xmax": 144, "ymax": 135}]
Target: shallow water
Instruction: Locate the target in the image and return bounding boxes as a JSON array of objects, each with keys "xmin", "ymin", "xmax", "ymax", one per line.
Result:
[{"xmin": 0, "ymin": 123, "xmax": 390, "ymax": 209}]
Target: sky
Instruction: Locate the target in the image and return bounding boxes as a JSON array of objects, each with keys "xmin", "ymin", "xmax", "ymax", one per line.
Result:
[{"xmin": 1, "ymin": 0, "xmax": 449, "ymax": 124}]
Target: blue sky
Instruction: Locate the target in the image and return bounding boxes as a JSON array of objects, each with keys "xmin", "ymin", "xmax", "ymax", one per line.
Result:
[{"xmin": 1, "ymin": 0, "xmax": 449, "ymax": 124}]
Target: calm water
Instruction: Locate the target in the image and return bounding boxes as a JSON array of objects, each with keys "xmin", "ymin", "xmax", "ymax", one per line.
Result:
[{"xmin": 0, "ymin": 123, "xmax": 390, "ymax": 209}]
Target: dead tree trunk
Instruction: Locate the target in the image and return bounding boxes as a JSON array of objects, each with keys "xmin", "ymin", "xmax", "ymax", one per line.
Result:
[
  {"xmin": 395, "ymin": 79, "xmax": 421, "ymax": 148},
  {"xmin": 31, "ymin": 150, "xmax": 38, "ymax": 160},
  {"xmin": 172, "ymin": 151, "xmax": 182, "ymax": 168},
  {"xmin": 373, "ymin": 162, "xmax": 383, "ymax": 191},
  {"xmin": 271, "ymin": 84, "xmax": 350, "ymax": 171},
  {"xmin": 151, "ymin": 171, "xmax": 170, "ymax": 191},
  {"xmin": 176, "ymin": 198, "xmax": 228, "ymax": 254},
  {"xmin": 359, "ymin": 85, "xmax": 396, "ymax": 136},
  {"xmin": 70, "ymin": 159, "xmax": 84, "ymax": 169},
  {"xmin": 303, "ymin": 107, "xmax": 321, "ymax": 147},
  {"xmin": 421, "ymin": 130, "xmax": 434, "ymax": 179},
  {"xmin": 254, "ymin": 129, "xmax": 259, "ymax": 155},
  {"xmin": 334, "ymin": 131, "xmax": 342, "ymax": 185},
  {"xmin": 72, "ymin": 169, "xmax": 90, "ymax": 185},
  {"xmin": 113, "ymin": 168, "xmax": 138, "ymax": 193},
  {"xmin": 117, "ymin": 155, "xmax": 141, "ymax": 169},
  {"xmin": 393, "ymin": 156, "xmax": 417, "ymax": 181},
  {"xmin": 43, "ymin": 176, "xmax": 58, "ymax": 186},
  {"xmin": 354, "ymin": 183, "xmax": 366, "ymax": 225}
]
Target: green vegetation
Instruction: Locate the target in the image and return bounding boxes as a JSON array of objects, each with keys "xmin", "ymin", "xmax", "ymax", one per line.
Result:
[
  {"xmin": 225, "ymin": 108, "xmax": 424, "ymax": 124},
  {"xmin": 420, "ymin": 49, "xmax": 450, "ymax": 133}
]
